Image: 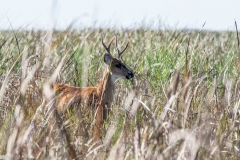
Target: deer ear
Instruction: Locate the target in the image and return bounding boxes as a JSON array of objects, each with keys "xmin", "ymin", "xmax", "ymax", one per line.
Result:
[{"xmin": 104, "ymin": 54, "xmax": 112, "ymax": 65}]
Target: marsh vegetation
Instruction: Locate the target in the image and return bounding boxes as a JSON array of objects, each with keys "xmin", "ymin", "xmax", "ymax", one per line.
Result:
[{"xmin": 0, "ymin": 28, "xmax": 240, "ymax": 159}]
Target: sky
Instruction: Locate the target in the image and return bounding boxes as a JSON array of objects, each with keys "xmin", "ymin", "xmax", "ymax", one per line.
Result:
[{"xmin": 0, "ymin": 0, "xmax": 240, "ymax": 31}]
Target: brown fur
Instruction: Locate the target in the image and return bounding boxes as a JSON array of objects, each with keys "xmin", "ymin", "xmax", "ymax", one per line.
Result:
[{"xmin": 52, "ymin": 35, "xmax": 134, "ymax": 140}]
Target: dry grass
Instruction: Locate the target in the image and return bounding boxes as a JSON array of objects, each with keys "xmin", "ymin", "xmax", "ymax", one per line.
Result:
[{"xmin": 0, "ymin": 28, "xmax": 240, "ymax": 159}]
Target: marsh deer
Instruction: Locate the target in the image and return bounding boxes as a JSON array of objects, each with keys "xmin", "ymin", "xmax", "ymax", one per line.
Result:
[{"xmin": 53, "ymin": 34, "xmax": 134, "ymax": 140}]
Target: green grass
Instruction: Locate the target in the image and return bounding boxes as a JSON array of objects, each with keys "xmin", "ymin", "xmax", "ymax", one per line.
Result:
[{"xmin": 0, "ymin": 28, "xmax": 240, "ymax": 159}]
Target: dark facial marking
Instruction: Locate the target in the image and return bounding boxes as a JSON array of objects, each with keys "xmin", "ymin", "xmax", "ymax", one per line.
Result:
[{"xmin": 115, "ymin": 63, "xmax": 122, "ymax": 68}]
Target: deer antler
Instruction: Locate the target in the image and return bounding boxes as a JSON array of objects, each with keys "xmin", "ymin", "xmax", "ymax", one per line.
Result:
[
  {"xmin": 116, "ymin": 36, "xmax": 129, "ymax": 58},
  {"xmin": 102, "ymin": 33, "xmax": 115, "ymax": 54}
]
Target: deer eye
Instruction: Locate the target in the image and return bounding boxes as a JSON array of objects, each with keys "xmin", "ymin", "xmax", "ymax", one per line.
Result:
[{"xmin": 115, "ymin": 63, "xmax": 121, "ymax": 68}]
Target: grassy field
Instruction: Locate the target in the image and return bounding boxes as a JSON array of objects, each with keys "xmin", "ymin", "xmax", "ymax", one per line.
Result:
[{"xmin": 0, "ymin": 28, "xmax": 240, "ymax": 159}]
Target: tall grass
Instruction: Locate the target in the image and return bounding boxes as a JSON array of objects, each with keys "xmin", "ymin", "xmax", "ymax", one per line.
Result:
[{"xmin": 0, "ymin": 28, "xmax": 240, "ymax": 159}]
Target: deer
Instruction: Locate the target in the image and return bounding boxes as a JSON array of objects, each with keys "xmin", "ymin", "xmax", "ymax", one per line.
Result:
[{"xmin": 53, "ymin": 34, "xmax": 134, "ymax": 141}]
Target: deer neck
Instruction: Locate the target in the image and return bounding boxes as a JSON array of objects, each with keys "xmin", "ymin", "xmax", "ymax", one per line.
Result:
[{"xmin": 97, "ymin": 68, "xmax": 115, "ymax": 100}]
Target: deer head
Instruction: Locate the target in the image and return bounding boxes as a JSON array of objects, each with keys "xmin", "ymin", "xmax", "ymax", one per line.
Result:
[{"xmin": 102, "ymin": 34, "xmax": 134, "ymax": 81}]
